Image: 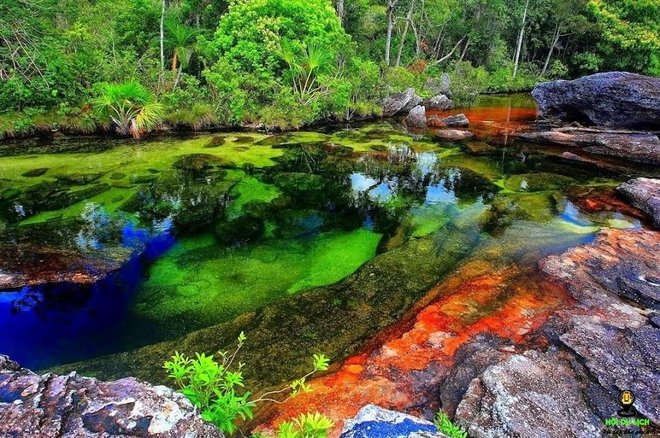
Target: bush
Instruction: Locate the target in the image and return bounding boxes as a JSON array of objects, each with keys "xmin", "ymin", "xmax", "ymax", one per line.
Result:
[
  {"xmin": 448, "ymin": 61, "xmax": 487, "ymax": 106},
  {"xmin": 164, "ymin": 332, "xmax": 331, "ymax": 436}
]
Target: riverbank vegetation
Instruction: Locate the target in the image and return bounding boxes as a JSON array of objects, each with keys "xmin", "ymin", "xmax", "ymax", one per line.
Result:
[{"xmin": 1, "ymin": 0, "xmax": 658, "ymax": 137}]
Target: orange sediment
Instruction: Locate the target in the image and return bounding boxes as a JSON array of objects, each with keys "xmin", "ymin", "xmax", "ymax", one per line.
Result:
[{"xmin": 257, "ymin": 260, "xmax": 571, "ymax": 437}]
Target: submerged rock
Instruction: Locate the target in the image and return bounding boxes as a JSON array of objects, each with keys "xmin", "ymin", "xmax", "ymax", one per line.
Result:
[
  {"xmin": 341, "ymin": 405, "xmax": 448, "ymax": 438},
  {"xmin": 173, "ymin": 153, "xmax": 232, "ymax": 172},
  {"xmin": 519, "ymin": 128, "xmax": 660, "ymax": 165},
  {"xmin": 21, "ymin": 168, "xmax": 48, "ymax": 177},
  {"xmin": 383, "ymin": 88, "xmax": 422, "ymax": 117},
  {"xmin": 427, "ymin": 114, "xmax": 469, "ymax": 129},
  {"xmin": 0, "ymin": 355, "xmax": 221, "ymax": 437},
  {"xmin": 432, "ymin": 129, "xmax": 473, "ymax": 141},
  {"xmin": 532, "ymin": 72, "xmax": 660, "ymax": 129},
  {"xmin": 405, "ymin": 105, "xmax": 427, "ymax": 128},
  {"xmin": 618, "ymin": 178, "xmax": 660, "ymax": 228}
]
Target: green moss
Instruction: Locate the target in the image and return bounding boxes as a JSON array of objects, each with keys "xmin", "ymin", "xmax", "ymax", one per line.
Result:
[{"xmin": 227, "ymin": 177, "xmax": 281, "ymax": 218}]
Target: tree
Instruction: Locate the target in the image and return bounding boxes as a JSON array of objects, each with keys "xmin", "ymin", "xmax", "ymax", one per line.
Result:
[
  {"xmin": 385, "ymin": 0, "xmax": 399, "ymax": 65},
  {"xmin": 512, "ymin": 0, "xmax": 530, "ymax": 79},
  {"xmin": 587, "ymin": 0, "xmax": 660, "ymax": 75}
]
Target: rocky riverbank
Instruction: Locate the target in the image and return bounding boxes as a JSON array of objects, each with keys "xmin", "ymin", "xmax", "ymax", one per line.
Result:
[{"xmin": 0, "ymin": 355, "xmax": 222, "ymax": 437}]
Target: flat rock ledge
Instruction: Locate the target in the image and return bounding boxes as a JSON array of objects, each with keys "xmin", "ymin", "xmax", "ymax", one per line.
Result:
[
  {"xmin": 341, "ymin": 404, "xmax": 448, "ymax": 438},
  {"xmin": 618, "ymin": 178, "xmax": 660, "ymax": 228},
  {"xmin": 518, "ymin": 127, "xmax": 660, "ymax": 165},
  {"xmin": 0, "ymin": 355, "xmax": 222, "ymax": 437}
]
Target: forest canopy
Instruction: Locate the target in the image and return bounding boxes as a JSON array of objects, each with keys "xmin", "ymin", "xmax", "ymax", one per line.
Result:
[{"xmin": 1, "ymin": 0, "xmax": 658, "ymax": 133}]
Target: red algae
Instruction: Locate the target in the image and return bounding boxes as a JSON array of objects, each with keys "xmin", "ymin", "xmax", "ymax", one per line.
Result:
[
  {"xmin": 258, "ymin": 260, "xmax": 571, "ymax": 437},
  {"xmin": 427, "ymin": 103, "xmax": 538, "ymax": 142}
]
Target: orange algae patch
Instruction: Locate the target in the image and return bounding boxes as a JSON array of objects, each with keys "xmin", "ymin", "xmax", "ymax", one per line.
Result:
[{"xmin": 259, "ymin": 262, "xmax": 571, "ymax": 436}]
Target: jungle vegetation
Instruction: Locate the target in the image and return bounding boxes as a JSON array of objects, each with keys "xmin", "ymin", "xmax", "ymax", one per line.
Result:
[{"xmin": 1, "ymin": 0, "xmax": 658, "ymax": 136}]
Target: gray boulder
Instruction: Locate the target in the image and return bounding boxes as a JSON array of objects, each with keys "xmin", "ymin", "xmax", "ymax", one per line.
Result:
[
  {"xmin": 441, "ymin": 114, "xmax": 469, "ymax": 128},
  {"xmin": 0, "ymin": 355, "xmax": 222, "ymax": 437},
  {"xmin": 383, "ymin": 88, "xmax": 422, "ymax": 117},
  {"xmin": 532, "ymin": 72, "xmax": 660, "ymax": 129},
  {"xmin": 424, "ymin": 95, "xmax": 453, "ymax": 111},
  {"xmin": 341, "ymin": 404, "xmax": 448, "ymax": 438},
  {"xmin": 406, "ymin": 105, "xmax": 427, "ymax": 128},
  {"xmin": 618, "ymin": 178, "xmax": 660, "ymax": 228},
  {"xmin": 425, "ymin": 74, "xmax": 452, "ymax": 97}
]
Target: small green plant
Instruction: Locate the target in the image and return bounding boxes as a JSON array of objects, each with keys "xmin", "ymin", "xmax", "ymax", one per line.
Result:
[
  {"xmin": 434, "ymin": 410, "xmax": 467, "ymax": 438},
  {"xmin": 276, "ymin": 412, "xmax": 334, "ymax": 438},
  {"xmin": 164, "ymin": 332, "xmax": 331, "ymax": 436}
]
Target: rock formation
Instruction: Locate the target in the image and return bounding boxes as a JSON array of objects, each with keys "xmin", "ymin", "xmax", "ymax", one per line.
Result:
[
  {"xmin": 532, "ymin": 72, "xmax": 660, "ymax": 129},
  {"xmin": 0, "ymin": 355, "xmax": 222, "ymax": 437},
  {"xmin": 618, "ymin": 178, "xmax": 660, "ymax": 228}
]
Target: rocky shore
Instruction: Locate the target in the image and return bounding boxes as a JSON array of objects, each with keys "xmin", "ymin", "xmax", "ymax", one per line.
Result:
[{"xmin": 0, "ymin": 355, "xmax": 221, "ymax": 437}]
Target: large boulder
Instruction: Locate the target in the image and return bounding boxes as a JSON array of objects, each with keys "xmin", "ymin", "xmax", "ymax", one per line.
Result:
[
  {"xmin": 424, "ymin": 94, "xmax": 453, "ymax": 111},
  {"xmin": 0, "ymin": 355, "xmax": 222, "ymax": 437},
  {"xmin": 341, "ymin": 405, "xmax": 448, "ymax": 438},
  {"xmin": 425, "ymin": 74, "xmax": 452, "ymax": 97},
  {"xmin": 618, "ymin": 178, "xmax": 660, "ymax": 228},
  {"xmin": 383, "ymin": 88, "xmax": 422, "ymax": 117},
  {"xmin": 532, "ymin": 72, "xmax": 660, "ymax": 129},
  {"xmin": 405, "ymin": 105, "xmax": 427, "ymax": 128}
]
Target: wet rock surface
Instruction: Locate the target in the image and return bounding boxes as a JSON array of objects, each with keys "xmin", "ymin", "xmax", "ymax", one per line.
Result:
[
  {"xmin": 0, "ymin": 243, "xmax": 134, "ymax": 290},
  {"xmin": 424, "ymin": 94, "xmax": 453, "ymax": 111},
  {"xmin": 532, "ymin": 72, "xmax": 660, "ymax": 129},
  {"xmin": 0, "ymin": 355, "xmax": 221, "ymax": 437},
  {"xmin": 618, "ymin": 178, "xmax": 660, "ymax": 228},
  {"xmin": 405, "ymin": 105, "xmax": 427, "ymax": 128},
  {"xmin": 431, "ymin": 129, "xmax": 473, "ymax": 141},
  {"xmin": 519, "ymin": 128, "xmax": 660, "ymax": 165}
]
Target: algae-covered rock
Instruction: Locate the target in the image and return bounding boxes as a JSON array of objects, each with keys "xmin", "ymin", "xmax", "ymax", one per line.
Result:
[
  {"xmin": 272, "ymin": 172, "xmax": 327, "ymax": 201},
  {"xmin": 504, "ymin": 173, "xmax": 575, "ymax": 192},
  {"xmin": 480, "ymin": 192, "xmax": 557, "ymax": 234},
  {"xmin": 214, "ymin": 213, "xmax": 266, "ymax": 244},
  {"xmin": 173, "ymin": 153, "xmax": 232, "ymax": 172},
  {"xmin": 55, "ymin": 172, "xmax": 104, "ymax": 185},
  {"xmin": 205, "ymin": 135, "xmax": 226, "ymax": 148},
  {"xmin": 21, "ymin": 168, "xmax": 48, "ymax": 177}
]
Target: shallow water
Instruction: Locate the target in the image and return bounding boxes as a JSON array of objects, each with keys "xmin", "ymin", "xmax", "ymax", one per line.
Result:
[{"xmin": 0, "ymin": 95, "xmax": 654, "ymax": 381}]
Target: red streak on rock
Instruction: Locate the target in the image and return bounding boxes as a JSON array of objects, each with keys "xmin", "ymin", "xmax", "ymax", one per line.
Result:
[{"xmin": 258, "ymin": 261, "xmax": 570, "ymax": 437}]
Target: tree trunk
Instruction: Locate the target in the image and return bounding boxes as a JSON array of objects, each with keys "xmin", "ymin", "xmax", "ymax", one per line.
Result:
[
  {"xmin": 336, "ymin": 0, "xmax": 345, "ymax": 24},
  {"xmin": 460, "ymin": 37, "xmax": 470, "ymax": 60},
  {"xmin": 512, "ymin": 0, "xmax": 529, "ymax": 80},
  {"xmin": 541, "ymin": 22, "xmax": 561, "ymax": 76},
  {"xmin": 160, "ymin": 0, "xmax": 165, "ymax": 74},
  {"xmin": 395, "ymin": 0, "xmax": 415, "ymax": 66},
  {"xmin": 385, "ymin": 0, "xmax": 397, "ymax": 66},
  {"xmin": 171, "ymin": 52, "xmax": 178, "ymax": 72}
]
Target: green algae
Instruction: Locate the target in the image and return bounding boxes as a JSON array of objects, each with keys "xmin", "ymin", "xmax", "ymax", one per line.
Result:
[{"xmin": 126, "ymin": 228, "xmax": 382, "ymax": 340}]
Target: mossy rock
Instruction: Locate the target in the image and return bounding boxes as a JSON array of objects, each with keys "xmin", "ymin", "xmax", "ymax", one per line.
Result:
[
  {"xmin": 480, "ymin": 192, "xmax": 558, "ymax": 234},
  {"xmin": 129, "ymin": 174, "xmax": 159, "ymax": 184},
  {"xmin": 254, "ymin": 134, "xmax": 293, "ymax": 146},
  {"xmin": 214, "ymin": 214, "xmax": 265, "ymax": 244},
  {"xmin": 504, "ymin": 173, "xmax": 575, "ymax": 192},
  {"xmin": 172, "ymin": 154, "xmax": 232, "ymax": 173},
  {"xmin": 55, "ymin": 172, "xmax": 104, "ymax": 185},
  {"xmin": 204, "ymin": 136, "xmax": 226, "ymax": 148},
  {"xmin": 272, "ymin": 172, "xmax": 326, "ymax": 201},
  {"xmin": 1, "ymin": 188, "xmax": 21, "ymax": 201},
  {"xmin": 234, "ymin": 136, "xmax": 255, "ymax": 144},
  {"xmin": 22, "ymin": 168, "xmax": 49, "ymax": 177},
  {"xmin": 109, "ymin": 172, "xmax": 126, "ymax": 180}
]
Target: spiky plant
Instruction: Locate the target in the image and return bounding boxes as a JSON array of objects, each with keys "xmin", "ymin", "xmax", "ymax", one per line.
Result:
[{"xmin": 92, "ymin": 81, "xmax": 163, "ymax": 138}]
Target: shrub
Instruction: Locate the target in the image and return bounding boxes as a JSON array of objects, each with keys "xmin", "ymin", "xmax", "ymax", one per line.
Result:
[
  {"xmin": 164, "ymin": 332, "xmax": 331, "ymax": 436},
  {"xmin": 92, "ymin": 81, "xmax": 163, "ymax": 138}
]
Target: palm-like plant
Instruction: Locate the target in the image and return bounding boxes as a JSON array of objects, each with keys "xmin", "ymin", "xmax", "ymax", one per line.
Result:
[
  {"xmin": 165, "ymin": 21, "xmax": 199, "ymax": 73},
  {"xmin": 281, "ymin": 41, "xmax": 334, "ymax": 105},
  {"xmin": 93, "ymin": 81, "xmax": 163, "ymax": 138}
]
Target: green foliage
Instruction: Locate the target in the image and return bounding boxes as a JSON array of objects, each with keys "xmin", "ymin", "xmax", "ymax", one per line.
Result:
[
  {"xmin": 164, "ymin": 332, "xmax": 330, "ymax": 435},
  {"xmin": 92, "ymin": 81, "xmax": 163, "ymax": 137},
  {"xmin": 276, "ymin": 413, "xmax": 334, "ymax": 438},
  {"xmin": 434, "ymin": 411, "xmax": 467, "ymax": 438}
]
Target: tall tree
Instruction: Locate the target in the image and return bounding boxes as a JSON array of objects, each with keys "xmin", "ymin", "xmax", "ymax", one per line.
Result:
[
  {"xmin": 385, "ymin": 0, "xmax": 399, "ymax": 65},
  {"xmin": 512, "ymin": 0, "xmax": 530, "ymax": 79}
]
